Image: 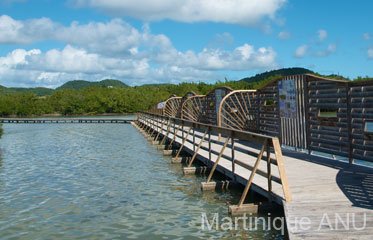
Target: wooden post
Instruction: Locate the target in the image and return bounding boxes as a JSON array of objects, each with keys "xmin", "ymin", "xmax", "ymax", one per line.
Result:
[
  {"xmin": 182, "ymin": 120, "xmax": 184, "ymax": 140},
  {"xmin": 187, "ymin": 129, "xmax": 208, "ymax": 167},
  {"xmin": 266, "ymin": 141, "xmax": 272, "ymax": 202},
  {"xmin": 160, "ymin": 119, "xmax": 171, "ymax": 145},
  {"xmin": 238, "ymin": 140, "xmax": 267, "ymax": 207},
  {"xmin": 193, "ymin": 127, "xmax": 196, "ymax": 151},
  {"xmin": 272, "ymin": 138, "xmax": 292, "ymax": 202},
  {"xmin": 276, "ymin": 80, "xmax": 282, "ymax": 143},
  {"xmin": 173, "ymin": 127, "xmax": 192, "ymax": 159},
  {"xmin": 231, "ymin": 133, "xmax": 235, "ymax": 176},
  {"xmin": 205, "ymin": 137, "xmax": 230, "ymax": 183},
  {"xmin": 167, "ymin": 122, "xmax": 179, "ymax": 150},
  {"xmin": 154, "ymin": 120, "xmax": 164, "ymax": 141},
  {"xmin": 208, "ymin": 131, "xmax": 212, "ymax": 161}
]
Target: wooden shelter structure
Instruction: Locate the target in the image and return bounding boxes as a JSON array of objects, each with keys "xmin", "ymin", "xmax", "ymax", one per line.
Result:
[{"xmin": 152, "ymin": 74, "xmax": 373, "ymax": 164}]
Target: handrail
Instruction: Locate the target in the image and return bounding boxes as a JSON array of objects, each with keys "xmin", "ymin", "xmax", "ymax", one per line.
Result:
[
  {"xmin": 136, "ymin": 112, "xmax": 292, "ymax": 203},
  {"xmin": 141, "ymin": 111, "xmax": 277, "ymax": 144}
]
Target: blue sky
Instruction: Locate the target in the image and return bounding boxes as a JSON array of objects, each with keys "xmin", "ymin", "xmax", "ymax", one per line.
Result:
[{"xmin": 0, "ymin": 0, "xmax": 372, "ymax": 88}]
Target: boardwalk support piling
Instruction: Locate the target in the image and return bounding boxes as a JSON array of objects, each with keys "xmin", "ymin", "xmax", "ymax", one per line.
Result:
[
  {"xmin": 228, "ymin": 140, "xmax": 267, "ymax": 214},
  {"xmin": 183, "ymin": 166, "xmax": 210, "ymax": 175},
  {"xmin": 163, "ymin": 150, "xmax": 173, "ymax": 156},
  {"xmin": 156, "ymin": 144, "xmax": 166, "ymax": 150},
  {"xmin": 171, "ymin": 126, "xmax": 192, "ymax": 163},
  {"xmin": 183, "ymin": 129, "xmax": 208, "ymax": 174},
  {"xmin": 201, "ymin": 137, "xmax": 230, "ymax": 191}
]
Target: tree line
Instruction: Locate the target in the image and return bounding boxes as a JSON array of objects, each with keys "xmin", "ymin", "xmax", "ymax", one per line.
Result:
[{"xmin": 0, "ymin": 78, "xmax": 275, "ymax": 117}]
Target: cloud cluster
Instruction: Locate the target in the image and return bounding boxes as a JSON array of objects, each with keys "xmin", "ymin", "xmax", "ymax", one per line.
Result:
[
  {"xmin": 294, "ymin": 29, "xmax": 337, "ymax": 58},
  {"xmin": 0, "ymin": 15, "xmax": 55, "ymax": 44},
  {"xmin": 368, "ymin": 48, "xmax": 373, "ymax": 59},
  {"xmin": 72, "ymin": 0, "xmax": 286, "ymax": 26},
  {"xmin": 0, "ymin": 15, "xmax": 277, "ymax": 87},
  {"xmin": 278, "ymin": 31, "xmax": 290, "ymax": 40},
  {"xmin": 363, "ymin": 33, "xmax": 371, "ymax": 40},
  {"xmin": 317, "ymin": 29, "xmax": 328, "ymax": 41},
  {"xmin": 294, "ymin": 45, "xmax": 308, "ymax": 58}
]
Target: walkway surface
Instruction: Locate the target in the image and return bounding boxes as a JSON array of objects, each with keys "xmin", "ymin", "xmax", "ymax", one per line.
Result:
[{"xmin": 137, "ymin": 118, "xmax": 373, "ymax": 240}]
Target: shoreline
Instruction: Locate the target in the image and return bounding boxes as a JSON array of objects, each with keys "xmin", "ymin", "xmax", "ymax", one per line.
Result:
[{"xmin": 0, "ymin": 113, "xmax": 135, "ymax": 118}]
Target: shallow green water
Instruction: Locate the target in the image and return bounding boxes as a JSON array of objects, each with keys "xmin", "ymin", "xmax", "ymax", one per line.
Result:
[{"xmin": 0, "ymin": 118, "xmax": 284, "ymax": 239}]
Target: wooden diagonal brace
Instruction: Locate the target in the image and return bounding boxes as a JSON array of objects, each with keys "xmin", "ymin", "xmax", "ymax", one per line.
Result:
[
  {"xmin": 206, "ymin": 137, "xmax": 230, "ymax": 183},
  {"xmin": 174, "ymin": 127, "xmax": 192, "ymax": 159},
  {"xmin": 187, "ymin": 130, "xmax": 208, "ymax": 167},
  {"xmin": 238, "ymin": 139, "xmax": 267, "ymax": 207},
  {"xmin": 160, "ymin": 120, "xmax": 171, "ymax": 145}
]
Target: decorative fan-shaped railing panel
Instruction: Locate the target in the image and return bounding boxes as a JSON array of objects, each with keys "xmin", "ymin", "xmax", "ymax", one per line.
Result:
[
  {"xmin": 218, "ymin": 90, "xmax": 258, "ymax": 131},
  {"xmin": 163, "ymin": 97, "xmax": 182, "ymax": 117},
  {"xmin": 177, "ymin": 92, "xmax": 196, "ymax": 118},
  {"xmin": 181, "ymin": 95, "xmax": 205, "ymax": 122}
]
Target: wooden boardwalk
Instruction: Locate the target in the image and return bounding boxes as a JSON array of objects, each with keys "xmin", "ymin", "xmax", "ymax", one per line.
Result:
[
  {"xmin": 135, "ymin": 114, "xmax": 373, "ymax": 239},
  {"xmin": 0, "ymin": 118, "xmax": 133, "ymax": 124}
]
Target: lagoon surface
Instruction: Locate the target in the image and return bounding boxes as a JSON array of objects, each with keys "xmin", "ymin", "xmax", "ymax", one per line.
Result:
[{"xmin": 0, "ymin": 118, "xmax": 283, "ymax": 239}]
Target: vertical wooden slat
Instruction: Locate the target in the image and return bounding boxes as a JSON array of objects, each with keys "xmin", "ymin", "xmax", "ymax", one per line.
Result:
[{"xmin": 346, "ymin": 82, "xmax": 353, "ymax": 164}]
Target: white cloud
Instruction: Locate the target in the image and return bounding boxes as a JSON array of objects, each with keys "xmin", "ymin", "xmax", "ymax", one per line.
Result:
[
  {"xmin": 363, "ymin": 33, "xmax": 371, "ymax": 40},
  {"xmin": 278, "ymin": 31, "xmax": 290, "ymax": 40},
  {"xmin": 316, "ymin": 43, "xmax": 337, "ymax": 57},
  {"xmin": 55, "ymin": 19, "xmax": 154, "ymax": 56},
  {"xmin": 0, "ymin": 15, "xmax": 171, "ymax": 56},
  {"xmin": 0, "ymin": 15, "xmax": 56, "ymax": 44},
  {"xmin": 0, "ymin": 15, "xmax": 278, "ymax": 87},
  {"xmin": 368, "ymin": 48, "xmax": 373, "ymax": 59},
  {"xmin": 0, "ymin": 44, "xmax": 277, "ymax": 87},
  {"xmin": 208, "ymin": 32, "xmax": 234, "ymax": 48},
  {"xmin": 72, "ymin": 0, "xmax": 286, "ymax": 26},
  {"xmin": 294, "ymin": 29, "xmax": 337, "ymax": 59},
  {"xmin": 318, "ymin": 29, "xmax": 328, "ymax": 41},
  {"xmin": 178, "ymin": 44, "xmax": 277, "ymax": 70},
  {"xmin": 294, "ymin": 45, "xmax": 308, "ymax": 58}
]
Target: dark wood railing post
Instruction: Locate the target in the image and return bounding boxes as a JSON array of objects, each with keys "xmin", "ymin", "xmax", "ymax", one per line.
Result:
[
  {"xmin": 266, "ymin": 141, "xmax": 272, "ymax": 202},
  {"xmin": 208, "ymin": 129, "xmax": 211, "ymax": 161},
  {"xmin": 231, "ymin": 132, "xmax": 235, "ymax": 176},
  {"xmin": 193, "ymin": 126, "xmax": 196, "ymax": 152}
]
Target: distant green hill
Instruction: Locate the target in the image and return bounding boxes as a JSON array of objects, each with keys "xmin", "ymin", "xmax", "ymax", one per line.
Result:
[
  {"xmin": 0, "ymin": 86, "xmax": 54, "ymax": 96},
  {"xmin": 57, "ymin": 79, "xmax": 128, "ymax": 90},
  {"xmin": 239, "ymin": 67, "xmax": 314, "ymax": 83}
]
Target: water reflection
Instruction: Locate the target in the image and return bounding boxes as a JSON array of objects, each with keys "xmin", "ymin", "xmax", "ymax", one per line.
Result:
[{"xmin": 0, "ymin": 119, "xmax": 284, "ymax": 239}]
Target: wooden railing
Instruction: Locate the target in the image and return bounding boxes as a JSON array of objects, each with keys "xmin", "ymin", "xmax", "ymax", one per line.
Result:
[{"xmin": 136, "ymin": 112, "xmax": 292, "ymax": 207}]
